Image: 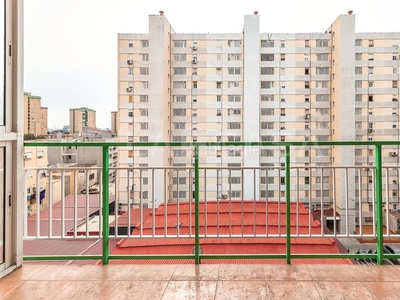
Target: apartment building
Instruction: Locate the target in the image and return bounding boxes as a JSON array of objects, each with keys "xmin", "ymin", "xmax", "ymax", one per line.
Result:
[
  {"xmin": 111, "ymin": 111, "xmax": 118, "ymax": 136},
  {"xmin": 117, "ymin": 12, "xmax": 400, "ymax": 231},
  {"xmin": 69, "ymin": 107, "xmax": 96, "ymax": 134},
  {"xmin": 24, "ymin": 92, "xmax": 48, "ymax": 137}
]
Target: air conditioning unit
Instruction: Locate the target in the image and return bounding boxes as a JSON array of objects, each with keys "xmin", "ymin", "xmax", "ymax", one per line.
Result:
[
  {"xmin": 368, "ymin": 128, "xmax": 373, "ymax": 133},
  {"xmin": 389, "ymin": 151, "xmax": 398, "ymax": 157},
  {"xmin": 192, "ymin": 59, "xmax": 197, "ymax": 64},
  {"xmin": 221, "ymin": 194, "xmax": 228, "ymax": 199},
  {"xmin": 127, "ymin": 60, "xmax": 133, "ymax": 65},
  {"xmin": 280, "ymin": 127, "xmax": 286, "ymax": 130},
  {"xmin": 304, "ymin": 114, "xmax": 310, "ymax": 119},
  {"xmin": 280, "ymin": 113, "xmax": 286, "ymax": 116},
  {"xmin": 393, "ymin": 98, "xmax": 398, "ymax": 102},
  {"xmin": 126, "ymin": 87, "xmax": 133, "ymax": 92},
  {"xmin": 193, "ymin": 113, "xmax": 197, "ymax": 117},
  {"xmin": 393, "ymin": 180, "xmax": 397, "ymax": 184},
  {"xmin": 192, "ymin": 46, "xmax": 197, "ymax": 50}
]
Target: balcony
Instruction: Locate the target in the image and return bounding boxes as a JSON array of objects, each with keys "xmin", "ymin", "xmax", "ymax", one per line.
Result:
[{"xmin": 22, "ymin": 140, "xmax": 400, "ymax": 267}]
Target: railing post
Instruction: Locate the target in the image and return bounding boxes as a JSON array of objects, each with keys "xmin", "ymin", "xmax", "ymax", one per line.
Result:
[
  {"xmin": 102, "ymin": 146, "xmax": 110, "ymax": 265},
  {"xmin": 194, "ymin": 144, "xmax": 200, "ymax": 264},
  {"xmin": 375, "ymin": 144, "xmax": 384, "ymax": 265},
  {"xmin": 285, "ymin": 145, "xmax": 291, "ymax": 264}
]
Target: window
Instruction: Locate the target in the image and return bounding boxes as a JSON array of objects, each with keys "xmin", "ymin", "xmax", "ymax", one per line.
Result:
[
  {"xmin": 227, "ymin": 136, "xmax": 241, "ymax": 142},
  {"xmin": 261, "ymin": 136, "xmax": 274, "ymax": 142},
  {"xmin": 228, "ymin": 81, "xmax": 240, "ymax": 88},
  {"xmin": 172, "ymin": 191, "xmax": 187, "ymax": 198},
  {"xmin": 230, "ymin": 191, "xmax": 241, "ymax": 198},
  {"xmin": 173, "ymin": 136, "xmax": 186, "ymax": 141},
  {"xmin": 140, "ymin": 54, "xmax": 149, "ymax": 61},
  {"xmin": 317, "ymin": 108, "xmax": 329, "ymax": 115},
  {"xmin": 260, "ymin": 108, "xmax": 274, "ymax": 116},
  {"xmin": 173, "ymin": 177, "xmax": 186, "ymax": 185},
  {"xmin": 316, "ymin": 135, "xmax": 329, "ymax": 141},
  {"xmin": 368, "ymin": 53, "xmax": 374, "ymax": 61},
  {"xmin": 316, "ymin": 39, "xmax": 329, "ymax": 47},
  {"xmin": 280, "ymin": 40, "xmax": 285, "ymax": 48},
  {"xmin": 173, "ymin": 67, "xmax": 186, "ymax": 75},
  {"xmin": 305, "ymin": 81, "xmax": 310, "ymax": 89},
  {"xmin": 260, "ymin": 67, "xmax": 274, "ymax": 75},
  {"xmin": 261, "ymin": 122, "xmax": 274, "ymax": 129},
  {"xmin": 261, "ymin": 40, "xmax": 274, "ymax": 47},
  {"xmin": 355, "ymin": 67, "xmax": 362, "ymax": 74},
  {"xmin": 128, "ymin": 150, "xmax": 133, "ymax": 158},
  {"xmin": 140, "ymin": 122, "xmax": 148, "ymax": 130},
  {"xmin": 316, "ymin": 53, "xmax": 328, "ymax": 61},
  {"xmin": 393, "ymin": 81, "xmax": 398, "ymax": 88},
  {"xmin": 137, "ymin": 95, "xmax": 148, "ymax": 104},
  {"xmin": 228, "ymin": 150, "xmax": 241, "ymax": 157},
  {"xmin": 173, "ymin": 81, "xmax": 186, "ymax": 88},
  {"xmin": 139, "ymin": 150, "xmax": 148, "ymax": 157},
  {"xmin": 355, "ymin": 39, "xmax": 362, "ymax": 46},
  {"xmin": 261, "ymin": 54, "xmax": 274, "ymax": 61},
  {"xmin": 173, "ymin": 95, "xmax": 186, "ymax": 102},
  {"xmin": 141, "ymin": 40, "xmax": 149, "ymax": 47},
  {"xmin": 368, "ymin": 67, "xmax": 373, "ymax": 74},
  {"xmin": 173, "ymin": 40, "xmax": 187, "ymax": 47},
  {"xmin": 368, "ymin": 95, "xmax": 373, "ymax": 102},
  {"xmin": 173, "ymin": 54, "xmax": 186, "ymax": 61},
  {"xmin": 173, "ymin": 150, "xmax": 186, "ymax": 157},
  {"xmin": 174, "ymin": 122, "xmax": 185, "ymax": 129},
  {"xmin": 280, "ymin": 54, "xmax": 285, "ymax": 61},
  {"xmin": 216, "ymin": 82, "xmax": 222, "ymax": 89},
  {"xmin": 367, "ymin": 39, "xmax": 374, "ymax": 47},
  {"xmin": 228, "ymin": 109, "xmax": 241, "ymax": 116},
  {"xmin": 140, "ymin": 109, "xmax": 148, "ymax": 116},
  {"xmin": 228, "ymin": 68, "xmax": 241, "ymax": 75},
  {"xmin": 261, "ymin": 95, "xmax": 274, "ymax": 101},
  {"xmin": 368, "ymin": 82, "xmax": 373, "ymax": 88},
  {"xmin": 305, "ymin": 40, "xmax": 310, "ymax": 47},
  {"xmin": 139, "ymin": 136, "xmax": 148, "ymax": 142},
  {"xmin": 315, "ymin": 95, "xmax": 329, "ymax": 104},
  {"xmin": 393, "ymin": 53, "xmax": 398, "ymax": 61},
  {"xmin": 261, "ymin": 149, "xmax": 274, "ymax": 157},
  {"xmin": 228, "ymin": 95, "xmax": 241, "ymax": 102},
  {"xmin": 217, "ymin": 54, "xmax": 221, "ymax": 61},
  {"xmin": 305, "ymin": 68, "xmax": 310, "ymax": 75},
  {"xmin": 228, "ymin": 163, "xmax": 241, "ymax": 170},
  {"xmin": 192, "ymin": 82, "xmax": 197, "ymax": 88},
  {"xmin": 316, "ymin": 67, "xmax": 329, "ymax": 75},
  {"xmin": 304, "ymin": 54, "xmax": 309, "ymax": 61},
  {"xmin": 139, "ymin": 67, "xmax": 148, "ymax": 75},
  {"xmin": 316, "ymin": 81, "xmax": 328, "ymax": 88},
  {"xmin": 128, "ymin": 42, "xmax": 133, "ymax": 47},
  {"xmin": 316, "ymin": 149, "xmax": 329, "ymax": 156},
  {"xmin": 141, "ymin": 81, "xmax": 149, "ymax": 89},
  {"xmin": 216, "ymin": 109, "xmax": 221, "ymax": 116},
  {"xmin": 128, "ymin": 68, "xmax": 133, "ymax": 75},
  {"xmin": 228, "ymin": 40, "xmax": 241, "ymax": 47},
  {"xmin": 228, "ymin": 54, "xmax": 241, "ymax": 61},
  {"xmin": 173, "ymin": 109, "xmax": 186, "ymax": 116},
  {"xmin": 216, "ymin": 95, "xmax": 221, "ymax": 102},
  {"xmin": 317, "ymin": 122, "xmax": 329, "ymax": 129},
  {"xmin": 228, "ymin": 122, "xmax": 241, "ymax": 129},
  {"xmin": 261, "ymin": 81, "xmax": 274, "ymax": 89}
]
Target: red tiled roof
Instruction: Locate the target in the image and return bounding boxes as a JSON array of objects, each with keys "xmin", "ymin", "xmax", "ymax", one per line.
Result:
[
  {"xmin": 109, "ymin": 208, "xmax": 152, "ymax": 227},
  {"xmin": 112, "ymin": 200, "xmax": 351, "ymax": 264}
]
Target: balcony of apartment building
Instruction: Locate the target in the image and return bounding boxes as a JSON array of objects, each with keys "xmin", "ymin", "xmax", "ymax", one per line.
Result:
[{"xmin": 3, "ymin": 140, "xmax": 397, "ymax": 298}]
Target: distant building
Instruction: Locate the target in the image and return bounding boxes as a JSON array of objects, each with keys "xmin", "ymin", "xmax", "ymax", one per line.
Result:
[
  {"xmin": 24, "ymin": 92, "xmax": 48, "ymax": 137},
  {"xmin": 111, "ymin": 111, "xmax": 118, "ymax": 136},
  {"xmin": 69, "ymin": 107, "xmax": 96, "ymax": 134}
]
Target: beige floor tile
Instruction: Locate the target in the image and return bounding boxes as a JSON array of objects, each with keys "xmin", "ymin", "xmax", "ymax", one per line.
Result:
[
  {"xmin": 2, "ymin": 265, "xmax": 47, "ymax": 281},
  {"xmin": 29, "ymin": 264, "xmax": 92, "ymax": 281},
  {"xmin": 350, "ymin": 265, "xmax": 400, "ymax": 281},
  {"xmin": 77, "ymin": 265, "xmax": 133, "ymax": 281},
  {"xmin": 266, "ymin": 281, "xmax": 321, "ymax": 300},
  {"xmin": 108, "ymin": 280, "xmax": 168, "ymax": 300},
  {"xmin": 307, "ymin": 264, "xmax": 359, "ymax": 281},
  {"xmin": 55, "ymin": 280, "xmax": 119, "ymax": 300},
  {"xmin": 215, "ymin": 280, "xmax": 266, "ymax": 300},
  {"xmin": 122, "ymin": 264, "xmax": 177, "ymax": 281},
  {"xmin": 172, "ymin": 264, "xmax": 219, "ymax": 281},
  {"xmin": 218, "ymin": 264, "xmax": 265, "ymax": 280},
  {"xmin": 162, "ymin": 281, "xmax": 217, "ymax": 300},
  {"xmin": 264, "ymin": 264, "xmax": 312, "ymax": 281},
  {"xmin": 316, "ymin": 281, "xmax": 375, "ymax": 300},
  {"xmin": 2, "ymin": 280, "xmax": 71, "ymax": 299},
  {"xmin": 0, "ymin": 280, "xmax": 23, "ymax": 298},
  {"xmin": 364, "ymin": 282, "xmax": 400, "ymax": 300}
]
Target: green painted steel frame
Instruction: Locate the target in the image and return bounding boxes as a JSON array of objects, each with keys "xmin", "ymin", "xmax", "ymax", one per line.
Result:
[{"xmin": 23, "ymin": 141, "xmax": 400, "ymax": 264}]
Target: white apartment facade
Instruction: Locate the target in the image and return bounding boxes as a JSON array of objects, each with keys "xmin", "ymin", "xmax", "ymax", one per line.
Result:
[{"xmin": 117, "ymin": 12, "xmax": 400, "ymax": 230}]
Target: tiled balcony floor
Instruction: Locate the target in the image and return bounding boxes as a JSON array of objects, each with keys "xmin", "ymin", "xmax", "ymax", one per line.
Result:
[{"xmin": 0, "ymin": 263, "xmax": 400, "ymax": 299}]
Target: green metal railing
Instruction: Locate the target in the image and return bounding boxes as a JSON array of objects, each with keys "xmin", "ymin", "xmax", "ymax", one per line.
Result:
[{"xmin": 24, "ymin": 141, "xmax": 400, "ymax": 265}]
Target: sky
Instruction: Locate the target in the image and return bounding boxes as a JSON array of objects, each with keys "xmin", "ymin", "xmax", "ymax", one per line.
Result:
[{"xmin": 24, "ymin": 0, "xmax": 400, "ymax": 130}]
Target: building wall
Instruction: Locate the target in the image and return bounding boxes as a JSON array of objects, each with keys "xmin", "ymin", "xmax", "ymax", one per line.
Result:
[
  {"xmin": 117, "ymin": 12, "xmax": 400, "ymax": 216},
  {"xmin": 69, "ymin": 107, "xmax": 96, "ymax": 134}
]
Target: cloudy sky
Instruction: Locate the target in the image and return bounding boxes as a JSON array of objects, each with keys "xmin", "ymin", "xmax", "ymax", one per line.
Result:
[{"xmin": 24, "ymin": 0, "xmax": 400, "ymax": 129}]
